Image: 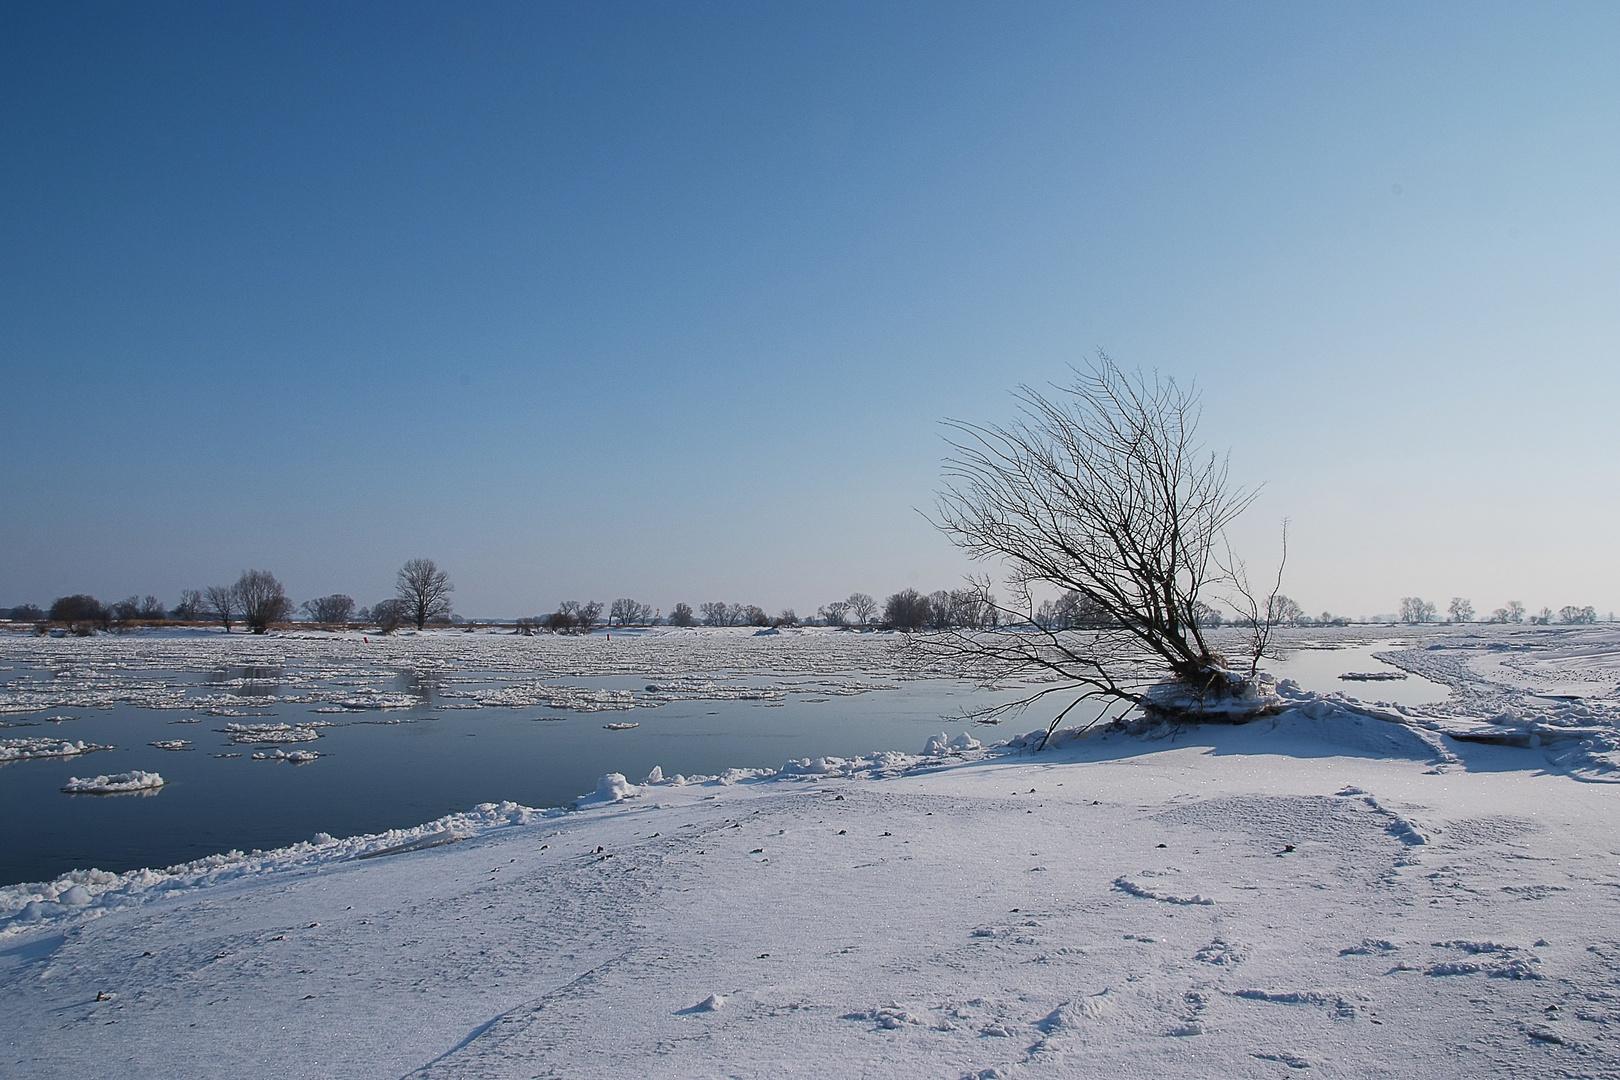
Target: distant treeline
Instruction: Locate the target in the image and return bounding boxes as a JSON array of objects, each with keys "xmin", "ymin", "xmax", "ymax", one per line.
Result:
[
  {"xmin": 6, "ymin": 559, "xmax": 456, "ymax": 636},
  {"xmin": 4, "ymin": 579, "xmax": 1608, "ymax": 635}
]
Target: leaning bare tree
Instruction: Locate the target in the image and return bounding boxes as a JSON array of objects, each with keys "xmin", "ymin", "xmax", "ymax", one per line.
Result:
[
  {"xmin": 931, "ymin": 355, "xmax": 1280, "ymax": 744},
  {"xmin": 396, "ymin": 558, "xmax": 453, "ymax": 630}
]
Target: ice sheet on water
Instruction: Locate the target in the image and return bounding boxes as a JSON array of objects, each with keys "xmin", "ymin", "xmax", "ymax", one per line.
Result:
[
  {"xmin": 0, "ymin": 737, "xmax": 114, "ymax": 761},
  {"xmin": 60, "ymin": 771, "xmax": 165, "ymax": 795}
]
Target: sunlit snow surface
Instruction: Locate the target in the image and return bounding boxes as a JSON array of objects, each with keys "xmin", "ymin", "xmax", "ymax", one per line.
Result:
[{"xmin": 3, "ymin": 624, "xmax": 1620, "ymax": 1077}]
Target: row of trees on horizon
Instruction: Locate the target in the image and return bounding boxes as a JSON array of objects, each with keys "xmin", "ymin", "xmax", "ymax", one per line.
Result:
[{"xmin": 3, "ymin": 569, "xmax": 1609, "ymax": 636}]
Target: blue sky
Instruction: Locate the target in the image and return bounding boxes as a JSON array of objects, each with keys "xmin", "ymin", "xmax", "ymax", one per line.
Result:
[{"xmin": 3, "ymin": 2, "xmax": 1617, "ymax": 619}]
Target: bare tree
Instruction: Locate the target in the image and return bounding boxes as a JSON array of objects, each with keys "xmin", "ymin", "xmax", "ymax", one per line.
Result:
[
  {"xmin": 775, "ymin": 608, "xmax": 798, "ymax": 626},
  {"xmin": 50, "ymin": 595, "xmax": 107, "ymax": 634},
  {"xmin": 1448, "ymin": 597, "xmax": 1474, "ymax": 623},
  {"xmin": 171, "ymin": 590, "xmax": 203, "ymax": 621},
  {"xmin": 609, "ymin": 598, "xmax": 653, "ymax": 626},
  {"xmin": 236, "ymin": 570, "xmax": 293, "ymax": 634},
  {"xmin": 203, "ymin": 584, "xmax": 239, "ymax": 632},
  {"xmin": 699, "ymin": 602, "xmax": 729, "ymax": 627},
  {"xmin": 1560, "ymin": 605, "xmax": 1597, "ymax": 625},
  {"xmin": 1398, "ymin": 597, "xmax": 1437, "ymax": 624},
  {"xmin": 370, "ymin": 598, "xmax": 407, "ymax": 633},
  {"xmin": 1268, "ymin": 594, "xmax": 1304, "ymax": 627},
  {"xmin": 396, "ymin": 559, "xmax": 453, "ymax": 630},
  {"xmin": 1487, "ymin": 600, "xmax": 1526, "ymax": 624},
  {"xmin": 882, "ymin": 588, "xmax": 931, "ymax": 631},
  {"xmin": 669, "ymin": 602, "xmax": 696, "ymax": 627},
  {"xmin": 930, "ymin": 356, "xmax": 1270, "ymax": 737},
  {"xmin": 109, "ymin": 596, "xmax": 143, "ymax": 627},
  {"xmin": 818, "ymin": 600, "xmax": 850, "ymax": 627},
  {"xmin": 576, "ymin": 601, "xmax": 603, "ymax": 631},
  {"xmin": 1223, "ymin": 523, "xmax": 1291, "ymax": 678},
  {"xmin": 302, "ymin": 594, "xmax": 356, "ymax": 625},
  {"xmin": 846, "ymin": 593, "xmax": 877, "ymax": 626}
]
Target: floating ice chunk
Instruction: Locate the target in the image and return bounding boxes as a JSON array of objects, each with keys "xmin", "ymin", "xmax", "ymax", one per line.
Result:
[
  {"xmin": 222, "ymin": 723, "xmax": 321, "ymax": 744},
  {"xmin": 252, "ymin": 749, "xmax": 320, "ymax": 763},
  {"xmin": 0, "ymin": 738, "xmax": 114, "ymax": 761},
  {"xmin": 62, "ymin": 771, "xmax": 166, "ymax": 794}
]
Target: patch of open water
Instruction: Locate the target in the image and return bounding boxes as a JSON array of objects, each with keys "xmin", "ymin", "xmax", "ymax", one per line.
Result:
[
  {"xmin": 0, "ymin": 669, "xmax": 1047, "ymax": 886},
  {"xmin": 1261, "ymin": 641, "xmax": 1453, "ymax": 707}
]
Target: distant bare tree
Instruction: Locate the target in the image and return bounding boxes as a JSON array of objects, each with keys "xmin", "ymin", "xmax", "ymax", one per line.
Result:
[
  {"xmin": 669, "ymin": 602, "xmax": 696, "ymax": 627},
  {"xmin": 139, "ymin": 595, "xmax": 166, "ymax": 620},
  {"xmin": 50, "ymin": 594, "xmax": 107, "ymax": 634},
  {"xmin": 1560, "ymin": 605, "xmax": 1597, "ymax": 625},
  {"xmin": 775, "ymin": 608, "xmax": 798, "ymax": 626},
  {"xmin": 370, "ymin": 598, "xmax": 407, "ymax": 633},
  {"xmin": 577, "ymin": 601, "xmax": 603, "ymax": 631},
  {"xmin": 1398, "ymin": 597, "xmax": 1437, "ymax": 625},
  {"xmin": 1487, "ymin": 600, "xmax": 1526, "ymax": 624},
  {"xmin": 203, "ymin": 584, "xmax": 239, "ymax": 632},
  {"xmin": 930, "ymin": 356, "xmax": 1274, "ymax": 739},
  {"xmin": 699, "ymin": 602, "xmax": 728, "ymax": 627},
  {"xmin": 236, "ymin": 570, "xmax": 293, "ymax": 634},
  {"xmin": 1447, "ymin": 597, "xmax": 1474, "ymax": 623},
  {"xmin": 818, "ymin": 600, "xmax": 850, "ymax": 627},
  {"xmin": 109, "ymin": 596, "xmax": 143, "ymax": 627},
  {"xmin": 396, "ymin": 559, "xmax": 453, "ymax": 630},
  {"xmin": 171, "ymin": 590, "xmax": 203, "ymax": 621},
  {"xmin": 609, "ymin": 598, "xmax": 653, "ymax": 626},
  {"xmin": 1533, "ymin": 606, "xmax": 1554, "ymax": 625},
  {"xmin": 883, "ymin": 588, "xmax": 931, "ymax": 631},
  {"xmin": 1268, "ymin": 594, "xmax": 1305, "ymax": 627},
  {"xmin": 302, "ymin": 594, "xmax": 356, "ymax": 625},
  {"xmin": 846, "ymin": 593, "xmax": 877, "ymax": 626},
  {"xmin": 6, "ymin": 603, "xmax": 44, "ymax": 623},
  {"xmin": 743, "ymin": 605, "xmax": 770, "ymax": 627}
]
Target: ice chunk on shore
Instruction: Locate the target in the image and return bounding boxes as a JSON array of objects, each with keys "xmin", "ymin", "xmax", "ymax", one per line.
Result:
[
  {"xmin": 923, "ymin": 732, "xmax": 982, "ymax": 756},
  {"xmin": 594, "ymin": 773, "xmax": 636, "ymax": 801},
  {"xmin": 61, "ymin": 771, "xmax": 166, "ymax": 794}
]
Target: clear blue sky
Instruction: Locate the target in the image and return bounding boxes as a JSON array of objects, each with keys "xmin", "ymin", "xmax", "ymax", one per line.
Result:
[{"xmin": 3, "ymin": 2, "xmax": 1617, "ymax": 619}]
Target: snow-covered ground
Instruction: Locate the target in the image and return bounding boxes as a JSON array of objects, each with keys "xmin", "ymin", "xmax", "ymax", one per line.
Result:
[{"xmin": 3, "ymin": 625, "xmax": 1619, "ymax": 1077}]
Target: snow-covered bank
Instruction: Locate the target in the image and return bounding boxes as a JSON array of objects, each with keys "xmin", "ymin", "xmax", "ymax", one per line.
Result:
[{"xmin": 4, "ymin": 698, "xmax": 1619, "ymax": 1078}]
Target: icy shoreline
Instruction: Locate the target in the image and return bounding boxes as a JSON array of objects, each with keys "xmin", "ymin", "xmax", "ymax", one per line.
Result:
[{"xmin": 5, "ymin": 700, "xmax": 1617, "ymax": 1078}]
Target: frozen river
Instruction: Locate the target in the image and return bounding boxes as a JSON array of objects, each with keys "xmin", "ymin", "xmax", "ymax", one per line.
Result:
[{"xmin": 0, "ymin": 624, "xmax": 1447, "ymax": 886}]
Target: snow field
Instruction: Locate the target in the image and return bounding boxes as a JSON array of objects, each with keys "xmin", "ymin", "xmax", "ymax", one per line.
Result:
[{"xmin": 3, "ymin": 711, "xmax": 1618, "ymax": 1078}]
